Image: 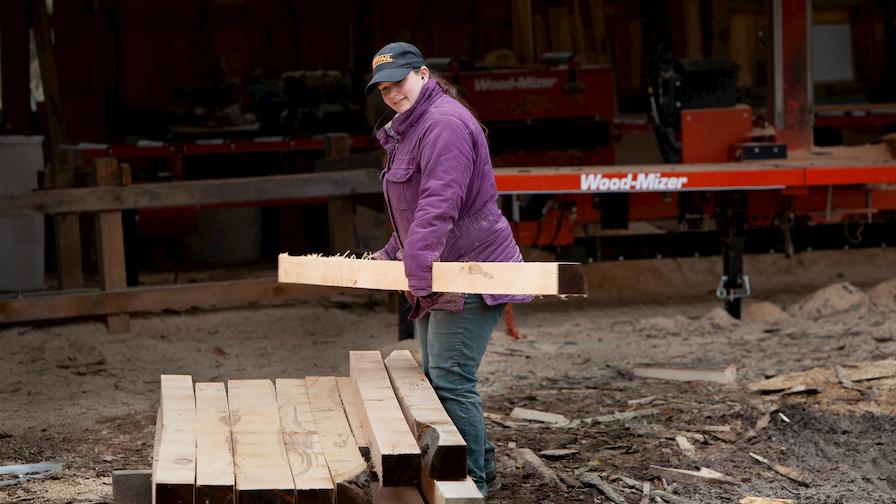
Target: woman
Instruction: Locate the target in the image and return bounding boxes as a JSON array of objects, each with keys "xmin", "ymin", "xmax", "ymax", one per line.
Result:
[{"xmin": 368, "ymin": 42, "xmax": 532, "ymax": 496}]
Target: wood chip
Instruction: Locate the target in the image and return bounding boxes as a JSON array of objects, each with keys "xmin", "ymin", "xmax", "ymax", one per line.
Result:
[
  {"xmin": 580, "ymin": 473, "xmax": 626, "ymax": 504},
  {"xmin": 648, "ymin": 465, "xmax": 736, "ymax": 485},
  {"xmin": 512, "ymin": 448, "xmax": 565, "ymax": 488},
  {"xmin": 740, "ymin": 498, "xmax": 796, "ymax": 504},
  {"xmin": 675, "ymin": 436, "xmax": 696, "ymax": 458},
  {"xmin": 640, "ymin": 481, "xmax": 650, "ymax": 504},
  {"xmin": 748, "ymin": 453, "xmax": 811, "ymax": 486},
  {"xmin": 538, "ymin": 448, "xmax": 579, "ymax": 459},
  {"xmin": 593, "ymin": 408, "xmax": 660, "ymax": 423},
  {"xmin": 616, "ymin": 475, "xmax": 695, "ymax": 504},
  {"xmin": 631, "ymin": 364, "xmax": 737, "ymax": 384},
  {"xmin": 509, "ymin": 407, "xmax": 570, "ymax": 427}
]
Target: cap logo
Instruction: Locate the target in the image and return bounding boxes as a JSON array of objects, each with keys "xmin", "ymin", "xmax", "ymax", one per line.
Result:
[{"xmin": 372, "ymin": 53, "xmax": 394, "ymax": 69}]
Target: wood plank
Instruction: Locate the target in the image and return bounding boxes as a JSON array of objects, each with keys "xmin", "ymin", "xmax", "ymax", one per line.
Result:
[
  {"xmin": 275, "ymin": 379, "xmax": 335, "ymax": 504},
  {"xmin": 350, "ymin": 351, "xmax": 421, "ymax": 487},
  {"xmin": 227, "ymin": 380, "xmax": 295, "ymax": 504},
  {"xmin": 305, "ymin": 376, "xmax": 369, "ymax": 504},
  {"xmin": 631, "ymin": 364, "xmax": 737, "ymax": 384},
  {"xmin": 50, "ymin": 150, "xmax": 84, "ymax": 290},
  {"xmin": 0, "ymin": 278, "xmax": 349, "ymax": 324},
  {"xmin": 384, "ymin": 350, "xmax": 466, "ymax": 480},
  {"xmin": 335, "ymin": 377, "xmax": 370, "ymax": 458},
  {"xmin": 372, "ymin": 487, "xmax": 425, "ymax": 504},
  {"xmin": 419, "ymin": 475, "xmax": 483, "ymax": 504},
  {"xmin": 93, "ymin": 158, "xmax": 129, "ymax": 333},
  {"xmin": 153, "ymin": 375, "xmax": 195, "ymax": 504},
  {"xmin": 31, "ymin": 0, "xmax": 67, "ymax": 150},
  {"xmin": 278, "ymin": 255, "xmax": 587, "ymax": 296},
  {"xmin": 0, "ymin": 168, "xmax": 383, "ymax": 216},
  {"xmin": 195, "ymin": 382, "xmax": 235, "ymax": 504}
]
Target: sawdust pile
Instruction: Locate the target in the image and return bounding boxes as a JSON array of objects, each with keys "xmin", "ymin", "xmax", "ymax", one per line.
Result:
[
  {"xmin": 741, "ymin": 301, "xmax": 791, "ymax": 322},
  {"xmin": 786, "ymin": 282, "xmax": 870, "ymax": 319},
  {"xmin": 868, "ymin": 278, "xmax": 896, "ymax": 312}
]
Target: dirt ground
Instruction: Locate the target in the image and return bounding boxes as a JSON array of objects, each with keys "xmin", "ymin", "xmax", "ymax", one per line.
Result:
[{"xmin": 2, "ymin": 248, "xmax": 896, "ymax": 504}]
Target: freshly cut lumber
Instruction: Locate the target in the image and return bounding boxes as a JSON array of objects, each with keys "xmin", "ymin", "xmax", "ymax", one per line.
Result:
[
  {"xmin": 335, "ymin": 377, "xmax": 370, "ymax": 458},
  {"xmin": 278, "ymin": 254, "xmax": 587, "ymax": 295},
  {"xmin": 305, "ymin": 376, "xmax": 368, "ymax": 504},
  {"xmin": 227, "ymin": 380, "xmax": 295, "ymax": 503},
  {"xmin": 195, "ymin": 382, "xmax": 235, "ymax": 504},
  {"xmin": 350, "ymin": 351, "xmax": 422, "ymax": 486},
  {"xmin": 509, "ymin": 407, "xmax": 570, "ymax": 427},
  {"xmin": 275, "ymin": 379, "xmax": 335, "ymax": 503},
  {"xmin": 631, "ymin": 364, "xmax": 737, "ymax": 384},
  {"xmin": 152, "ymin": 375, "xmax": 195, "ymax": 504},
  {"xmin": 384, "ymin": 350, "xmax": 466, "ymax": 480},
  {"xmin": 748, "ymin": 360, "xmax": 896, "ymax": 393},
  {"xmin": 748, "ymin": 453, "xmax": 811, "ymax": 486},
  {"xmin": 371, "ymin": 487, "xmax": 425, "ymax": 504},
  {"xmin": 419, "ymin": 474, "xmax": 483, "ymax": 504},
  {"xmin": 648, "ymin": 465, "xmax": 736, "ymax": 485}
]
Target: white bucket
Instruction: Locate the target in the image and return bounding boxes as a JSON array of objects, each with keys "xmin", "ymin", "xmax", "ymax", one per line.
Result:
[{"xmin": 0, "ymin": 136, "xmax": 45, "ymax": 292}]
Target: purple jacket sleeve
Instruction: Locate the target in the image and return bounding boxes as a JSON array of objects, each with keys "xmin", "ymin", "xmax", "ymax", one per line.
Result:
[
  {"xmin": 403, "ymin": 118, "xmax": 474, "ymax": 296},
  {"xmin": 373, "ymin": 232, "xmax": 401, "ymax": 260}
]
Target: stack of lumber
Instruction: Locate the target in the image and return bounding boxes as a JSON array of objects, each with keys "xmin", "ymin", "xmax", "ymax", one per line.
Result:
[{"xmin": 151, "ymin": 351, "xmax": 482, "ymax": 503}]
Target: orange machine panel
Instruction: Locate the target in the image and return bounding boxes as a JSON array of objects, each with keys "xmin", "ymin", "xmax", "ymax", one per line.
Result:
[{"xmin": 680, "ymin": 106, "xmax": 753, "ymax": 163}]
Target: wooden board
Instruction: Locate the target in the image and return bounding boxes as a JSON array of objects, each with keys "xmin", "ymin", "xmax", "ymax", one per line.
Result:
[
  {"xmin": 0, "ymin": 278, "xmax": 349, "ymax": 324},
  {"xmin": 93, "ymin": 158, "xmax": 130, "ymax": 333},
  {"xmin": 384, "ymin": 350, "xmax": 466, "ymax": 480},
  {"xmin": 335, "ymin": 377, "xmax": 370, "ymax": 458},
  {"xmin": 275, "ymin": 379, "xmax": 335, "ymax": 504},
  {"xmin": 349, "ymin": 351, "xmax": 421, "ymax": 487},
  {"xmin": 227, "ymin": 380, "xmax": 295, "ymax": 503},
  {"xmin": 305, "ymin": 376, "xmax": 368, "ymax": 504},
  {"xmin": 195, "ymin": 382, "xmax": 235, "ymax": 504},
  {"xmin": 153, "ymin": 375, "xmax": 195, "ymax": 504},
  {"xmin": 420, "ymin": 474, "xmax": 483, "ymax": 504},
  {"xmin": 278, "ymin": 255, "xmax": 587, "ymax": 296},
  {"xmin": 0, "ymin": 168, "xmax": 383, "ymax": 216}
]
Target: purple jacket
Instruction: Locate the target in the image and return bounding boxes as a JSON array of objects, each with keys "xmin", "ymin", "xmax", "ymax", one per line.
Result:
[{"xmin": 374, "ymin": 79, "xmax": 533, "ymax": 316}]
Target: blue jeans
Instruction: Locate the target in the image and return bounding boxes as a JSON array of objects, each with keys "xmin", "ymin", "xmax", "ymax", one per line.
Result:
[{"xmin": 415, "ymin": 294, "xmax": 504, "ymax": 496}]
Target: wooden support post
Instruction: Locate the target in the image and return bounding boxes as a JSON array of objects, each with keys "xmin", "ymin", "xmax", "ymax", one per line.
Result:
[
  {"xmin": 325, "ymin": 133, "xmax": 355, "ymax": 254},
  {"xmin": 570, "ymin": 1, "xmax": 590, "ymax": 62},
  {"xmin": 305, "ymin": 376, "xmax": 369, "ymax": 504},
  {"xmin": 384, "ymin": 350, "xmax": 466, "ymax": 480},
  {"xmin": 511, "ymin": 0, "xmax": 535, "ymax": 64},
  {"xmin": 228, "ymin": 379, "xmax": 296, "ymax": 503},
  {"xmin": 51, "ymin": 149, "xmax": 83, "ymax": 289},
  {"xmin": 195, "ymin": 382, "xmax": 236, "ymax": 504},
  {"xmin": 93, "ymin": 158, "xmax": 129, "ymax": 333},
  {"xmin": 350, "ymin": 351, "xmax": 422, "ymax": 487},
  {"xmin": 0, "ymin": 0, "xmax": 31, "ymax": 132},
  {"xmin": 275, "ymin": 379, "xmax": 336, "ymax": 503},
  {"xmin": 587, "ymin": 0, "xmax": 610, "ymax": 64},
  {"xmin": 770, "ymin": 0, "xmax": 813, "ymax": 155},
  {"xmin": 31, "ymin": 0, "xmax": 67, "ymax": 152},
  {"xmin": 152, "ymin": 375, "xmax": 196, "ymax": 504},
  {"xmin": 547, "ymin": 6, "xmax": 574, "ymax": 52}
]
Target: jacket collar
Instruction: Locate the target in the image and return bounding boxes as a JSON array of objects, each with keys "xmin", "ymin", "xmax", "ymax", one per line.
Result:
[{"xmin": 376, "ymin": 79, "xmax": 443, "ymax": 145}]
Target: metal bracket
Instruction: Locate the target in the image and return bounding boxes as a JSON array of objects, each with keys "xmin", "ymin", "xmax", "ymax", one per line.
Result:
[{"xmin": 715, "ymin": 275, "xmax": 751, "ymax": 301}]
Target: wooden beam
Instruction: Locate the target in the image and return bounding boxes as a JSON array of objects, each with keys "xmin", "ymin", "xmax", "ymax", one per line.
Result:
[
  {"xmin": 50, "ymin": 150, "xmax": 84, "ymax": 290},
  {"xmin": 0, "ymin": 278, "xmax": 351, "ymax": 324},
  {"xmin": 419, "ymin": 476, "xmax": 483, "ymax": 504},
  {"xmin": 325, "ymin": 133, "xmax": 357, "ymax": 254},
  {"xmin": 275, "ymin": 379, "xmax": 336, "ymax": 503},
  {"xmin": 278, "ymin": 255, "xmax": 588, "ymax": 296},
  {"xmin": 0, "ymin": 168, "xmax": 383, "ymax": 217},
  {"xmin": 547, "ymin": 6, "xmax": 574, "ymax": 52},
  {"xmin": 335, "ymin": 377, "xmax": 370, "ymax": 459},
  {"xmin": 93, "ymin": 158, "xmax": 129, "ymax": 333},
  {"xmin": 350, "ymin": 351, "xmax": 421, "ymax": 487},
  {"xmin": 228, "ymin": 379, "xmax": 296, "ymax": 503},
  {"xmin": 305, "ymin": 376, "xmax": 369, "ymax": 504},
  {"xmin": 31, "ymin": 0, "xmax": 67, "ymax": 151},
  {"xmin": 153, "ymin": 375, "xmax": 195, "ymax": 504},
  {"xmin": 384, "ymin": 350, "xmax": 466, "ymax": 480},
  {"xmin": 195, "ymin": 382, "xmax": 236, "ymax": 504},
  {"xmin": 586, "ymin": 0, "xmax": 610, "ymax": 64}
]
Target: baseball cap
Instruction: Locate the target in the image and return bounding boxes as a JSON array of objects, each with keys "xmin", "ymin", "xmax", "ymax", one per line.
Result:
[{"xmin": 366, "ymin": 42, "xmax": 426, "ymax": 95}]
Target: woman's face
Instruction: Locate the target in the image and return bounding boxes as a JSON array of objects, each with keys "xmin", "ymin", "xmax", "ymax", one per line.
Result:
[{"xmin": 378, "ymin": 68, "xmax": 428, "ymax": 114}]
